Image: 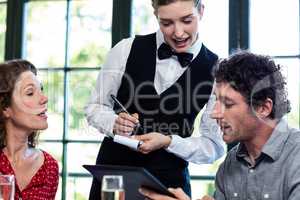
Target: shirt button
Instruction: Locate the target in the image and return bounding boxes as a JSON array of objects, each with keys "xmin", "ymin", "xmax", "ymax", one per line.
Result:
[
  {"xmin": 264, "ymin": 194, "xmax": 270, "ymax": 198},
  {"xmin": 233, "ymin": 193, "xmax": 238, "ymax": 197},
  {"xmin": 249, "ymin": 169, "xmax": 254, "ymax": 173}
]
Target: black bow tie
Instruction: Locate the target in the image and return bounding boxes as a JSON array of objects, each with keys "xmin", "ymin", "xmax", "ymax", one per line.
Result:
[{"xmin": 157, "ymin": 43, "xmax": 193, "ymax": 67}]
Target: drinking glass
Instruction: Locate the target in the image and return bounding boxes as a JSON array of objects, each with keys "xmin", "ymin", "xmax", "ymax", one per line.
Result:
[
  {"xmin": 101, "ymin": 175, "xmax": 125, "ymax": 200},
  {"xmin": 0, "ymin": 175, "xmax": 15, "ymax": 200}
]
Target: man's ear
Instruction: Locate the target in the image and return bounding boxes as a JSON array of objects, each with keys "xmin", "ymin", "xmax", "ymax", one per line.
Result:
[{"xmin": 256, "ymin": 98, "xmax": 273, "ymax": 119}]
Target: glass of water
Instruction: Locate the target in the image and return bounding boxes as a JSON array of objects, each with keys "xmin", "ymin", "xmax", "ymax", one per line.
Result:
[
  {"xmin": 101, "ymin": 175, "xmax": 125, "ymax": 200},
  {"xmin": 0, "ymin": 175, "xmax": 15, "ymax": 200}
]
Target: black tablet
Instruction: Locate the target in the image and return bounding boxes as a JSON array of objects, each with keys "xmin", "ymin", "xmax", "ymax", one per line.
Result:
[{"xmin": 83, "ymin": 164, "xmax": 175, "ymax": 200}]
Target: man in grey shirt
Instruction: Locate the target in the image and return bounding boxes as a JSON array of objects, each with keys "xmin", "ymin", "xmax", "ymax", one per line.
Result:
[{"xmin": 140, "ymin": 51, "xmax": 300, "ymax": 200}]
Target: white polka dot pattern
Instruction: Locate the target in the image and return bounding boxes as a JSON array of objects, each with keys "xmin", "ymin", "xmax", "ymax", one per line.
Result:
[{"xmin": 0, "ymin": 150, "xmax": 59, "ymax": 200}]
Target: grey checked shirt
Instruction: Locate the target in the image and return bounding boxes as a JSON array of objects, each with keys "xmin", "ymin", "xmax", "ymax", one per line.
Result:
[{"xmin": 214, "ymin": 119, "xmax": 300, "ymax": 200}]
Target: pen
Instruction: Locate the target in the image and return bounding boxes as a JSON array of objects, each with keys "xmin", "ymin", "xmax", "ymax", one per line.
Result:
[
  {"xmin": 111, "ymin": 94, "xmax": 131, "ymax": 116},
  {"xmin": 110, "ymin": 94, "xmax": 143, "ymax": 133}
]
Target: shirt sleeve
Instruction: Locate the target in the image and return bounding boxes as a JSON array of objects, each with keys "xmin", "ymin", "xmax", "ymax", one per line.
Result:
[
  {"xmin": 288, "ymin": 146, "xmax": 300, "ymax": 200},
  {"xmin": 166, "ymin": 94, "xmax": 225, "ymax": 164},
  {"xmin": 84, "ymin": 38, "xmax": 134, "ymax": 136},
  {"xmin": 289, "ymin": 175, "xmax": 300, "ymax": 200},
  {"xmin": 213, "ymin": 161, "xmax": 226, "ymax": 200}
]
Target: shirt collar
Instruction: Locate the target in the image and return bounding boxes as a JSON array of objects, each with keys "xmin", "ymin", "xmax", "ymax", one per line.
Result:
[
  {"xmin": 236, "ymin": 143, "xmax": 248, "ymax": 158},
  {"xmin": 236, "ymin": 118, "xmax": 291, "ymax": 162},
  {"xmin": 156, "ymin": 29, "xmax": 203, "ymax": 60},
  {"xmin": 261, "ymin": 118, "xmax": 291, "ymax": 161}
]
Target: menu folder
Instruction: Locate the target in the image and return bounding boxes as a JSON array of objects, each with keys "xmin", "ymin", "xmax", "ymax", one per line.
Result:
[{"xmin": 83, "ymin": 164, "xmax": 176, "ymax": 200}]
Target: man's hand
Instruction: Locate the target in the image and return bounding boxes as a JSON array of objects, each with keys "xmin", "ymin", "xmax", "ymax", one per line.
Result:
[
  {"xmin": 113, "ymin": 112, "xmax": 139, "ymax": 136},
  {"xmin": 134, "ymin": 132, "xmax": 172, "ymax": 154},
  {"xmin": 198, "ymin": 195, "xmax": 215, "ymax": 200},
  {"xmin": 139, "ymin": 187, "xmax": 190, "ymax": 200}
]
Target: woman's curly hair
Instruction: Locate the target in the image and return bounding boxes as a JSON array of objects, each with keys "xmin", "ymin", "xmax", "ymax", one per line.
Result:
[
  {"xmin": 214, "ymin": 51, "xmax": 291, "ymax": 119},
  {"xmin": 0, "ymin": 59, "xmax": 38, "ymax": 149}
]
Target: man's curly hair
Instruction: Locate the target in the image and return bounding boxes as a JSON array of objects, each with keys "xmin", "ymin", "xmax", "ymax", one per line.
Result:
[{"xmin": 213, "ymin": 51, "xmax": 291, "ymax": 119}]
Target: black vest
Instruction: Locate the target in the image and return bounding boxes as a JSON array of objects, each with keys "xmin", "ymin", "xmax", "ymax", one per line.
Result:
[
  {"xmin": 115, "ymin": 33, "xmax": 217, "ymax": 137},
  {"xmin": 96, "ymin": 33, "xmax": 217, "ymax": 188}
]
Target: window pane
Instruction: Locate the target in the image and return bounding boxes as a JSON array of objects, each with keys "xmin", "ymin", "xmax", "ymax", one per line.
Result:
[
  {"xmin": 25, "ymin": 1, "xmax": 67, "ymax": 67},
  {"xmin": 39, "ymin": 70, "xmax": 64, "ymax": 140},
  {"xmin": 67, "ymin": 143, "xmax": 100, "ymax": 174},
  {"xmin": 69, "ymin": 0, "xmax": 112, "ymax": 67},
  {"xmin": 68, "ymin": 70, "xmax": 101, "ymax": 140},
  {"xmin": 250, "ymin": 0, "xmax": 299, "ymax": 56},
  {"xmin": 132, "ymin": 0, "xmax": 158, "ymax": 35},
  {"xmin": 38, "ymin": 142, "xmax": 63, "ymax": 173},
  {"xmin": 200, "ymin": 0, "xmax": 229, "ymax": 58},
  {"xmin": 275, "ymin": 58, "xmax": 300, "ymax": 128},
  {"xmin": 191, "ymin": 180, "xmax": 215, "ymax": 198},
  {"xmin": 66, "ymin": 177, "xmax": 93, "ymax": 200},
  {"xmin": 0, "ymin": 4, "xmax": 6, "ymax": 62},
  {"xmin": 189, "ymin": 162, "xmax": 221, "ymax": 176}
]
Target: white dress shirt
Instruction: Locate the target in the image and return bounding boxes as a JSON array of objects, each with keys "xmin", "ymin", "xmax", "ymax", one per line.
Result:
[{"xmin": 84, "ymin": 30, "xmax": 225, "ymax": 164}]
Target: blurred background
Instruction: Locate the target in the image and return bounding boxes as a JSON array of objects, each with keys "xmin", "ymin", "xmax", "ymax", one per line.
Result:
[{"xmin": 2, "ymin": 0, "xmax": 299, "ymax": 199}]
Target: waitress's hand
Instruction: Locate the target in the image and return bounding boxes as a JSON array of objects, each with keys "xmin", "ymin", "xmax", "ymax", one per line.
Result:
[
  {"xmin": 134, "ymin": 132, "xmax": 171, "ymax": 154},
  {"xmin": 113, "ymin": 112, "xmax": 139, "ymax": 136}
]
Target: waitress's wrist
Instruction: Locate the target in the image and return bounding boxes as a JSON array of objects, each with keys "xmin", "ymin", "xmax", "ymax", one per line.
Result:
[{"xmin": 163, "ymin": 135, "xmax": 172, "ymax": 148}]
